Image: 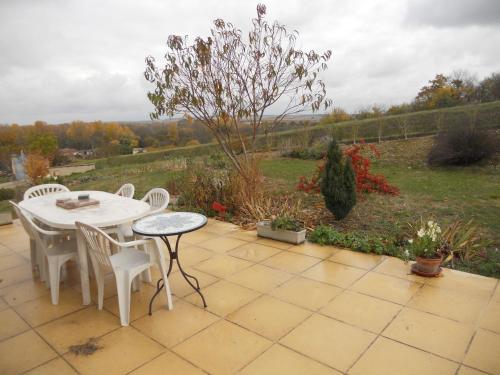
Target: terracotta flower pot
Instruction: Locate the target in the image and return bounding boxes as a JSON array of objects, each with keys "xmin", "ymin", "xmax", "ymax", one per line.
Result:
[{"xmin": 412, "ymin": 256, "xmax": 442, "ymax": 277}]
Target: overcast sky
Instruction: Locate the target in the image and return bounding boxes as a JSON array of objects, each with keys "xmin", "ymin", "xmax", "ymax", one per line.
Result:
[{"xmin": 1, "ymin": 0, "xmax": 499, "ymax": 125}]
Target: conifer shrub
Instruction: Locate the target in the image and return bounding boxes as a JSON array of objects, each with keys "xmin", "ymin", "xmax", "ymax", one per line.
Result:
[{"xmin": 320, "ymin": 139, "xmax": 356, "ymax": 220}]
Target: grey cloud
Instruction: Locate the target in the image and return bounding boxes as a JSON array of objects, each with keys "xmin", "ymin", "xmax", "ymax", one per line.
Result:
[
  {"xmin": 0, "ymin": 0, "xmax": 499, "ymax": 124},
  {"xmin": 406, "ymin": 0, "xmax": 500, "ymax": 27}
]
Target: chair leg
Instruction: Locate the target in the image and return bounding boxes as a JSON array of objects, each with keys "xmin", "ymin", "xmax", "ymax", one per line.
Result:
[
  {"xmin": 157, "ymin": 264, "xmax": 173, "ymax": 310},
  {"xmin": 47, "ymin": 257, "xmax": 61, "ymax": 305},
  {"xmin": 29, "ymin": 239, "xmax": 37, "ymax": 274},
  {"xmin": 96, "ymin": 270, "xmax": 105, "ymax": 310},
  {"xmin": 132, "ymin": 274, "xmax": 141, "ymax": 292},
  {"xmin": 114, "ymin": 271, "xmax": 132, "ymax": 326},
  {"xmin": 141, "ymin": 269, "xmax": 152, "ymax": 283}
]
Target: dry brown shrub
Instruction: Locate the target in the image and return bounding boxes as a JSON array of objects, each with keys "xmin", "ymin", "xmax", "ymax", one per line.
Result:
[{"xmin": 24, "ymin": 154, "xmax": 49, "ymax": 184}]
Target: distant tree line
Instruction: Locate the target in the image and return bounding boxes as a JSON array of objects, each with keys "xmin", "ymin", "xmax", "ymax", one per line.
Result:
[{"xmin": 321, "ymin": 71, "xmax": 500, "ymax": 124}]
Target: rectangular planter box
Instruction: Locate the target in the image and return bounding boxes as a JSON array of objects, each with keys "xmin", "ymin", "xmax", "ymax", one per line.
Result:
[{"xmin": 256, "ymin": 220, "xmax": 306, "ymax": 245}]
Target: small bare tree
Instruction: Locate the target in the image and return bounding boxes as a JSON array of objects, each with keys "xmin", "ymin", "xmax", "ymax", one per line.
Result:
[{"xmin": 144, "ymin": 4, "xmax": 332, "ymax": 181}]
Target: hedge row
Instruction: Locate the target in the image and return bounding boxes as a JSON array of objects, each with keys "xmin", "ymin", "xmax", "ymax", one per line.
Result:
[{"xmin": 95, "ymin": 101, "xmax": 500, "ymax": 169}]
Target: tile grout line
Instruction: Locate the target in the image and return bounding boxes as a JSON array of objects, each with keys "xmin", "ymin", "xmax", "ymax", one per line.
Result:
[
  {"xmin": 456, "ymin": 277, "xmax": 500, "ymax": 375},
  {"xmin": 345, "ymin": 277, "xmax": 425, "ymax": 373}
]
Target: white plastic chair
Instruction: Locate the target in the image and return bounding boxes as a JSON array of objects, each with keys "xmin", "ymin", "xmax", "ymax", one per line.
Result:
[
  {"xmin": 141, "ymin": 188, "xmax": 170, "ymax": 215},
  {"xmin": 115, "ymin": 183, "xmax": 135, "ymax": 199},
  {"xmin": 76, "ymin": 221, "xmax": 173, "ymax": 326},
  {"xmin": 110, "ymin": 187, "xmax": 170, "ymax": 241},
  {"xmin": 24, "ymin": 184, "xmax": 70, "ymax": 200},
  {"xmin": 10, "ymin": 201, "xmax": 77, "ymax": 305}
]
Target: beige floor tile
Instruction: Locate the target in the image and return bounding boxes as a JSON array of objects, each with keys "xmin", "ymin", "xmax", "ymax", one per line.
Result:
[
  {"xmin": 271, "ymin": 276, "xmax": 343, "ymax": 311},
  {"xmin": 287, "ymin": 242, "xmax": 339, "ymax": 259},
  {"xmin": 130, "ymin": 350, "xmax": 205, "ymax": 375},
  {"xmin": 372, "ymin": 257, "xmax": 428, "ymax": 282},
  {"xmin": 255, "ymin": 237, "xmax": 293, "ymax": 249},
  {"xmin": 426, "ymin": 268, "xmax": 497, "ymax": 299},
  {"xmin": 185, "ymin": 280, "xmax": 260, "ymax": 316},
  {"xmin": 64, "ymin": 327, "xmax": 164, "ymax": 375},
  {"xmin": 132, "ymin": 299, "xmax": 218, "ymax": 348},
  {"xmin": 228, "ymin": 295, "xmax": 311, "ymax": 340},
  {"xmin": 464, "ymin": 329, "xmax": 500, "ymax": 374},
  {"xmin": 280, "ymin": 314, "xmax": 375, "ymax": 372},
  {"xmin": 199, "ymin": 237, "xmax": 247, "ymax": 253},
  {"xmin": 329, "ymin": 250, "xmax": 385, "ymax": 270},
  {"xmin": 349, "ymin": 337, "xmax": 458, "ymax": 375},
  {"xmin": 203, "ymin": 220, "xmax": 239, "ymax": 234},
  {"xmin": 263, "ymin": 252, "xmax": 320, "ymax": 274},
  {"xmin": 0, "ymin": 279, "xmax": 50, "ymax": 307},
  {"xmin": 0, "ymin": 264, "xmax": 34, "ymax": 289},
  {"xmin": 15, "ymin": 288, "xmax": 87, "ymax": 327},
  {"xmin": 0, "ymin": 244, "xmax": 14, "ymax": 256},
  {"xmin": 194, "ymin": 254, "xmax": 253, "ymax": 278},
  {"xmin": 350, "ymin": 272, "xmax": 422, "ymax": 304},
  {"xmin": 479, "ymin": 300, "xmax": 500, "ymax": 333},
  {"xmin": 239, "ymin": 344, "xmax": 342, "ymax": 375},
  {"xmin": 457, "ymin": 366, "xmax": 489, "ymax": 375},
  {"xmin": 228, "ymin": 243, "xmax": 282, "ymax": 262},
  {"xmin": 0, "ymin": 253, "xmax": 29, "ymax": 271},
  {"xmin": 228, "ymin": 264, "xmax": 293, "ymax": 293},
  {"xmin": 173, "ymin": 320, "xmax": 271, "ymax": 375},
  {"xmin": 0, "ymin": 296, "xmax": 8, "ymax": 311},
  {"xmin": 0, "ymin": 330, "xmax": 57, "ymax": 375},
  {"xmin": 25, "ymin": 357, "xmax": 77, "ymax": 375},
  {"xmin": 383, "ymin": 308, "xmax": 475, "ymax": 361},
  {"xmin": 302, "ymin": 260, "xmax": 366, "ymax": 288},
  {"xmin": 408, "ymin": 284, "xmax": 489, "ymax": 324},
  {"xmin": 182, "ymin": 230, "xmax": 218, "ymax": 245},
  {"xmin": 168, "ymin": 267, "xmax": 219, "ymax": 297},
  {"xmin": 36, "ymin": 307, "xmax": 120, "ymax": 354},
  {"xmin": 103, "ymin": 283, "xmax": 173, "ymax": 322},
  {"xmin": 228, "ymin": 230, "xmax": 257, "ymax": 242},
  {"xmin": 0, "ymin": 308, "xmax": 30, "ymax": 340},
  {"xmin": 321, "ymin": 290, "xmax": 401, "ymax": 333},
  {"xmin": 492, "ymin": 283, "xmax": 500, "ymax": 302},
  {"xmin": 176, "ymin": 245, "xmax": 214, "ymax": 266}
]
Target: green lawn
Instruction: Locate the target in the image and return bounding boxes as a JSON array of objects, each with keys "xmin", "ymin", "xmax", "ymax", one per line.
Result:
[
  {"xmin": 260, "ymin": 138, "xmax": 500, "ymax": 249},
  {"xmin": 63, "ymin": 160, "xmax": 186, "ymax": 198}
]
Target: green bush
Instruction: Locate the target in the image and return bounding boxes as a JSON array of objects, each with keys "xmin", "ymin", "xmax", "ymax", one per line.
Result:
[
  {"xmin": 308, "ymin": 225, "xmax": 400, "ymax": 256},
  {"xmin": 321, "ymin": 139, "xmax": 356, "ymax": 220},
  {"xmin": 282, "ymin": 147, "xmax": 325, "ymax": 160},
  {"xmin": 0, "ymin": 188, "xmax": 15, "ymax": 201}
]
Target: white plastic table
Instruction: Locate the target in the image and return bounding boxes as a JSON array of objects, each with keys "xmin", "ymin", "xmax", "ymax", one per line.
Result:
[{"xmin": 19, "ymin": 190, "xmax": 151, "ymax": 305}]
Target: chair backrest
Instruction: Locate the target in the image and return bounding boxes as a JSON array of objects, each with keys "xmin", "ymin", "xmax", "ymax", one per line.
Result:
[
  {"xmin": 75, "ymin": 222, "xmax": 116, "ymax": 270},
  {"xmin": 24, "ymin": 184, "xmax": 70, "ymax": 200},
  {"xmin": 115, "ymin": 183, "xmax": 135, "ymax": 199},
  {"xmin": 141, "ymin": 188, "xmax": 169, "ymax": 214},
  {"xmin": 9, "ymin": 201, "xmax": 56, "ymax": 253}
]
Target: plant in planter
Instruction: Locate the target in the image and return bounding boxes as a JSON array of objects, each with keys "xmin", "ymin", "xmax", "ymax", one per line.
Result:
[
  {"xmin": 403, "ymin": 220, "xmax": 446, "ymax": 276},
  {"xmin": 257, "ymin": 215, "xmax": 306, "ymax": 244}
]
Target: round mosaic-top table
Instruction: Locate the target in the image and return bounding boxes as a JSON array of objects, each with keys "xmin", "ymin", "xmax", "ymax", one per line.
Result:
[{"xmin": 132, "ymin": 212, "xmax": 208, "ymax": 314}]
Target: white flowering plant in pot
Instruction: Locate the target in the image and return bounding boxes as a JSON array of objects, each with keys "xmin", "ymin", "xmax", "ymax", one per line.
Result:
[{"xmin": 403, "ymin": 220, "xmax": 446, "ymax": 276}]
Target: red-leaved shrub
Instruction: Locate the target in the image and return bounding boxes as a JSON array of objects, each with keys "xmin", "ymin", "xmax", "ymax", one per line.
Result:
[{"xmin": 297, "ymin": 141, "xmax": 399, "ymax": 196}]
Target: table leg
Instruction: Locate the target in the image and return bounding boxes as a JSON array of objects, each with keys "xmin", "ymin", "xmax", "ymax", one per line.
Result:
[
  {"xmin": 148, "ymin": 234, "xmax": 207, "ymax": 315},
  {"xmin": 76, "ymin": 230, "xmax": 91, "ymax": 305}
]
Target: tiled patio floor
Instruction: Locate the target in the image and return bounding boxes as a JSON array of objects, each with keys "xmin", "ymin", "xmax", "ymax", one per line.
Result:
[{"xmin": 1, "ymin": 219, "xmax": 499, "ymax": 375}]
